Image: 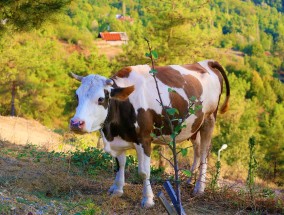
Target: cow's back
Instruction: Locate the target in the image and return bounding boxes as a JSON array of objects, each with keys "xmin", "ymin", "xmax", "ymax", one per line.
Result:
[
  {"xmin": 112, "ymin": 60, "xmax": 223, "ymax": 140},
  {"xmin": 113, "ymin": 60, "xmax": 222, "ymax": 116}
]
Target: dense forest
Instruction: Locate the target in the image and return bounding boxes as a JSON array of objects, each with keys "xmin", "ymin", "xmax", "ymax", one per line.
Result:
[{"xmin": 0, "ymin": 0, "xmax": 283, "ymax": 186}]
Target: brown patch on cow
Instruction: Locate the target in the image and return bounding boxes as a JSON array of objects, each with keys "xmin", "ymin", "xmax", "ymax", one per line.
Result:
[
  {"xmin": 156, "ymin": 66, "xmax": 184, "ymax": 88},
  {"xmin": 141, "ymin": 139, "xmax": 152, "ymax": 158},
  {"xmin": 136, "ymin": 108, "xmax": 156, "ymax": 157},
  {"xmin": 115, "ymin": 66, "xmax": 132, "ymax": 78},
  {"xmin": 110, "ymin": 85, "xmax": 135, "ymax": 101},
  {"xmin": 98, "ymin": 90, "xmax": 110, "ymax": 109},
  {"xmin": 137, "ymin": 108, "xmax": 172, "ymax": 142},
  {"xmin": 183, "ymin": 63, "xmax": 207, "ymax": 74},
  {"xmin": 103, "ymin": 99, "xmax": 138, "ymax": 143},
  {"xmin": 169, "ymin": 92, "xmax": 188, "ymax": 118},
  {"xmin": 137, "ymin": 108, "xmax": 154, "ymax": 135},
  {"xmin": 190, "ymin": 132, "xmax": 198, "ymax": 141},
  {"xmin": 191, "ymin": 111, "xmax": 204, "ymax": 134},
  {"xmin": 137, "ymin": 93, "xmax": 190, "ymax": 150},
  {"xmin": 183, "ymin": 74, "xmax": 203, "ymax": 99}
]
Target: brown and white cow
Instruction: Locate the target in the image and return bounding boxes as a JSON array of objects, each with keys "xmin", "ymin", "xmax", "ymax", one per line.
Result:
[{"xmin": 69, "ymin": 60, "xmax": 230, "ymax": 208}]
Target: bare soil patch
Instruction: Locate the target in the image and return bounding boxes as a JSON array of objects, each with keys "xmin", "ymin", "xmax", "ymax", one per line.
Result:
[
  {"xmin": 94, "ymin": 40, "xmax": 123, "ymax": 60},
  {"xmin": 0, "ymin": 116, "xmax": 72, "ymax": 152}
]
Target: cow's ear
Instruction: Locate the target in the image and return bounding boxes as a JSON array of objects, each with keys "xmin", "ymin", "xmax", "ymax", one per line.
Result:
[{"xmin": 110, "ymin": 85, "xmax": 134, "ymax": 101}]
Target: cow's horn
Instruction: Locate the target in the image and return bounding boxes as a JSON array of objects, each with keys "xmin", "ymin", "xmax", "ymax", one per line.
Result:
[
  {"xmin": 105, "ymin": 79, "xmax": 114, "ymax": 86},
  {"xmin": 69, "ymin": 72, "xmax": 83, "ymax": 82}
]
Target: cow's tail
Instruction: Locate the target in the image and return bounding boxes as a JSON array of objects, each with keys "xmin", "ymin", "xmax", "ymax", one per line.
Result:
[{"xmin": 210, "ymin": 61, "xmax": 230, "ymax": 114}]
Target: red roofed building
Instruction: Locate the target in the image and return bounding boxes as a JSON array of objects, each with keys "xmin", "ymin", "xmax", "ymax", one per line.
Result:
[{"xmin": 98, "ymin": 32, "xmax": 128, "ymax": 46}]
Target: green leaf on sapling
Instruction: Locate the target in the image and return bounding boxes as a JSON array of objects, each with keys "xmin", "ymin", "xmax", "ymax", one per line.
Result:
[
  {"xmin": 180, "ymin": 148, "xmax": 188, "ymax": 157},
  {"xmin": 181, "ymin": 169, "xmax": 192, "ymax": 177},
  {"xmin": 195, "ymin": 105, "xmax": 203, "ymax": 110},
  {"xmin": 166, "ymin": 108, "xmax": 179, "ymax": 116},
  {"xmin": 149, "ymin": 69, "xmax": 157, "ymax": 74},
  {"xmin": 168, "ymin": 88, "xmax": 176, "ymax": 93},
  {"xmin": 190, "ymin": 96, "xmax": 197, "ymax": 101},
  {"xmin": 189, "ymin": 108, "xmax": 195, "ymax": 114},
  {"xmin": 151, "ymin": 50, "xmax": 158, "ymax": 59}
]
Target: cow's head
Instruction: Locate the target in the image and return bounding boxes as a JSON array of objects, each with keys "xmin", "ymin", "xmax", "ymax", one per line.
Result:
[{"xmin": 69, "ymin": 73, "xmax": 134, "ymax": 133}]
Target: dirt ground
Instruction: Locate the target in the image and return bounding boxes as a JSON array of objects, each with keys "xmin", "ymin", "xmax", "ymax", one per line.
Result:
[
  {"xmin": 0, "ymin": 140, "xmax": 245, "ymax": 215},
  {"xmin": 94, "ymin": 40, "xmax": 123, "ymax": 60},
  {"xmin": 0, "ymin": 116, "xmax": 73, "ymax": 152}
]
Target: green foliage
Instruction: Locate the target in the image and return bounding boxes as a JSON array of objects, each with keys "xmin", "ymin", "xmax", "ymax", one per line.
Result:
[
  {"xmin": 181, "ymin": 169, "xmax": 191, "ymax": 177},
  {"xmin": 210, "ymin": 160, "xmax": 221, "ymax": 191},
  {"xmin": 71, "ymin": 147, "xmax": 113, "ymax": 170},
  {"xmin": 166, "ymin": 108, "xmax": 179, "ymax": 116},
  {"xmin": 74, "ymin": 201, "xmax": 101, "ymax": 215},
  {"xmin": 0, "ymin": 0, "xmax": 71, "ymax": 34}
]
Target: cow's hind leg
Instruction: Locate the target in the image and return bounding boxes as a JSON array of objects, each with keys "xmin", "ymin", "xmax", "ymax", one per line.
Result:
[
  {"xmin": 108, "ymin": 152, "xmax": 126, "ymax": 197},
  {"xmin": 193, "ymin": 114, "xmax": 215, "ymax": 195},
  {"xmin": 187, "ymin": 131, "xmax": 201, "ymax": 184},
  {"xmin": 134, "ymin": 143, "xmax": 154, "ymax": 208}
]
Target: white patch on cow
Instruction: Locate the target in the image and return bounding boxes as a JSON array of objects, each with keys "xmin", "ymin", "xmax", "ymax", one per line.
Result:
[
  {"xmin": 72, "ymin": 75, "xmax": 112, "ymax": 132},
  {"xmin": 101, "ymin": 133, "xmax": 134, "ymax": 157},
  {"xmin": 116, "ymin": 65, "xmax": 186, "ymax": 116},
  {"xmin": 108, "ymin": 153, "xmax": 126, "ymax": 196},
  {"xmin": 134, "ymin": 143, "xmax": 154, "ymax": 208},
  {"xmin": 193, "ymin": 159, "xmax": 207, "ymax": 194},
  {"xmin": 134, "ymin": 143, "xmax": 145, "ymax": 176},
  {"xmin": 170, "ymin": 63, "xmax": 221, "ymax": 114}
]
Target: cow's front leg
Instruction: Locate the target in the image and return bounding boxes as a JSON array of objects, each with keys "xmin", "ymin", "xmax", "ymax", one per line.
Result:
[
  {"xmin": 134, "ymin": 143, "xmax": 154, "ymax": 208},
  {"xmin": 108, "ymin": 152, "xmax": 126, "ymax": 197}
]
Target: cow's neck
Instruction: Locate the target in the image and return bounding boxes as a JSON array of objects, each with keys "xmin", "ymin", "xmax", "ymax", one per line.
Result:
[{"xmin": 101, "ymin": 99, "xmax": 138, "ymax": 143}]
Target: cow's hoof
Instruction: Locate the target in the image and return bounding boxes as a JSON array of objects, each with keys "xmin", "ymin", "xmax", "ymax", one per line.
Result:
[
  {"xmin": 192, "ymin": 181, "xmax": 205, "ymax": 196},
  {"xmin": 141, "ymin": 197, "xmax": 155, "ymax": 208},
  {"xmin": 108, "ymin": 185, "xmax": 123, "ymax": 197},
  {"xmin": 193, "ymin": 187, "xmax": 204, "ymax": 196},
  {"xmin": 110, "ymin": 190, "xmax": 123, "ymax": 197}
]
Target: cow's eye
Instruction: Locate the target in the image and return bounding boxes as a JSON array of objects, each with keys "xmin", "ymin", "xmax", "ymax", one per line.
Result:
[{"xmin": 98, "ymin": 97, "xmax": 105, "ymax": 103}]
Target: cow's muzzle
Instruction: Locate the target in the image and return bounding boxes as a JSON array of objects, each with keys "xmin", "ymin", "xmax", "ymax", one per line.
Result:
[{"xmin": 70, "ymin": 118, "xmax": 86, "ymax": 133}]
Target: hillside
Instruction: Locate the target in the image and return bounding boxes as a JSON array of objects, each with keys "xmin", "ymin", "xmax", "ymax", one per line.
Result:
[
  {"xmin": 0, "ymin": 117, "xmax": 283, "ymax": 214},
  {"xmin": 0, "ymin": 116, "xmax": 67, "ymax": 151},
  {"xmin": 0, "ymin": 0, "xmax": 284, "ymax": 213}
]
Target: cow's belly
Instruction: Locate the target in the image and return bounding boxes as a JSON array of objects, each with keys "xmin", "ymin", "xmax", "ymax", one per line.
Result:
[
  {"xmin": 101, "ymin": 133, "xmax": 134, "ymax": 157},
  {"xmin": 152, "ymin": 115, "xmax": 201, "ymax": 144}
]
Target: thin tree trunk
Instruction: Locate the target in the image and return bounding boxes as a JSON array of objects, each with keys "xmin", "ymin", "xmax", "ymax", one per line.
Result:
[
  {"xmin": 158, "ymin": 145, "xmax": 166, "ymax": 168},
  {"xmin": 122, "ymin": 1, "xmax": 126, "ymax": 16},
  {"xmin": 11, "ymin": 81, "xmax": 16, "ymax": 116},
  {"xmin": 274, "ymin": 159, "xmax": 277, "ymax": 180}
]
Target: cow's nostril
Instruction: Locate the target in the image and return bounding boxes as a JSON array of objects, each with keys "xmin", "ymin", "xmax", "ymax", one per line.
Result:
[{"xmin": 79, "ymin": 121, "xmax": 85, "ymax": 128}]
